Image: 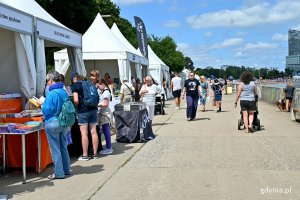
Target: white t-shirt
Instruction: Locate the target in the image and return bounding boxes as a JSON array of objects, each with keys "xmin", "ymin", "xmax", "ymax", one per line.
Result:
[
  {"xmin": 171, "ymin": 76, "xmax": 182, "ymax": 91},
  {"xmin": 140, "ymin": 84, "xmax": 160, "ymax": 106},
  {"xmin": 98, "ymin": 89, "xmax": 111, "ymax": 114}
]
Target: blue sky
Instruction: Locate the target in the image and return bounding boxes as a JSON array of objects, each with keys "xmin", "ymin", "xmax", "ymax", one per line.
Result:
[{"xmin": 111, "ymin": 0, "xmax": 300, "ymax": 71}]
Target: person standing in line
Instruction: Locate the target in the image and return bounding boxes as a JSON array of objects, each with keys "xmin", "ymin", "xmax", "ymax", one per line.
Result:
[
  {"xmin": 134, "ymin": 78, "xmax": 143, "ymax": 102},
  {"xmin": 97, "ymin": 79, "xmax": 113, "ymax": 155},
  {"xmin": 41, "ymin": 71, "xmax": 71, "ymax": 179},
  {"xmin": 120, "ymin": 78, "xmax": 135, "ymax": 103},
  {"xmin": 139, "ymin": 76, "xmax": 161, "ymax": 127},
  {"xmin": 234, "ymin": 71, "xmax": 257, "ymax": 133},
  {"xmin": 71, "ymin": 72, "xmax": 99, "ymax": 160},
  {"xmin": 199, "ymin": 76, "xmax": 208, "ymax": 112},
  {"xmin": 170, "ymin": 72, "xmax": 182, "ymax": 110},
  {"xmin": 181, "ymin": 72, "xmax": 201, "ymax": 121},
  {"xmin": 284, "ymin": 80, "xmax": 295, "ymax": 112},
  {"xmin": 212, "ymin": 79, "xmax": 224, "ymax": 113}
]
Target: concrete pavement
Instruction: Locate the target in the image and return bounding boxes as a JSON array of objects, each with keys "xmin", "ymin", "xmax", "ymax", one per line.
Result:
[{"xmin": 1, "ymin": 94, "xmax": 300, "ymax": 200}]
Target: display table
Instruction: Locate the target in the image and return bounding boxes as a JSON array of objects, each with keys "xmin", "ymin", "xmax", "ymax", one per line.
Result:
[
  {"xmin": 1, "ymin": 127, "xmax": 44, "ymax": 184},
  {"xmin": 0, "ymin": 117, "xmax": 52, "ymax": 180},
  {"xmin": 113, "ymin": 109, "xmax": 154, "ymax": 143}
]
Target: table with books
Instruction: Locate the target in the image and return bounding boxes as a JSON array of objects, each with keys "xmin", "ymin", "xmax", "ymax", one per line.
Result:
[
  {"xmin": 0, "ymin": 121, "xmax": 44, "ymax": 184},
  {"xmin": 0, "ymin": 112, "xmax": 52, "ymax": 184}
]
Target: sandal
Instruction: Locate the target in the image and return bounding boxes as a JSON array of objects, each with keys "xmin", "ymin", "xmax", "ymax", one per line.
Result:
[
  {"xmin": 248, "ymin": 126, "xmax": 254, "ymax": 133},
  {"xmin": 48, "ymin": 174, "xmax": 64, "ymax": 180}
]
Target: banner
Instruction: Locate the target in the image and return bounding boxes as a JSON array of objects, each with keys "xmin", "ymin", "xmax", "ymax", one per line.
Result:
[{"xmin": 134, "ymin": 16, "xmax": 148, "ymax": 58}]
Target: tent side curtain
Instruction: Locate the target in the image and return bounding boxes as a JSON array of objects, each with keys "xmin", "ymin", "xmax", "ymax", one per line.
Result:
[
  {"xmin": 135, "ymin": 63, "xmax": 142, "ymax": 80},
  {"xmin": 36, "ymin": 38, "xmax": 46, "ymax": 98},
  {"xmin": 117, "ymin": 59, "xmax": 130, "ymax": 82},
  {"xmin": 55, "ymin": 59, "xmax": 70, "ymax": 76},
  {"xmin": 14, "ymin": 32, "xmax": 36, "ymax": 98},
  {"xmin": 67, "ymin": 47, "xmax": 87, "ymax": 77}
]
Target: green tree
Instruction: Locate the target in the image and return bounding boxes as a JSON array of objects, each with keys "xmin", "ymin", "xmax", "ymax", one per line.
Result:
[
  {"xmin": 184, "ymin": 57, "xmax": 194, "ymax": 71},
  {"xmin": 148, "ymin": 35, "xmax": 185, "ymax": 72}
]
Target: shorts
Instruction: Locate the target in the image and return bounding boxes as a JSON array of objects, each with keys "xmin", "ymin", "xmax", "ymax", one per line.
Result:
[
  {"xmin": 240, "ymin": 100, "xmax": 256, "ymax": 112},
  {"xmin": 286, "ymin": 97, "xmax": 293, "ymax": 101},
  {"xmin": 214, "ymin": 94, "xmax": 222, "ymax": 102},
  {"xmin": 77, "ymin": 109, "xmax": 98, "ymax": 126},
  {"xmin": 172, "ymin": 89, "xmax": 181, "ymax": 98}
]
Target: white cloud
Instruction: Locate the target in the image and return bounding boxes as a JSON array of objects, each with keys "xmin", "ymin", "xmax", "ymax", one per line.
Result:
[
  {"xmin": 164, "ymin": 20, "xmax": 181, "ymax": 28},
  {"xmin": 111, "ymin": 0, "xmax": 162, "ymax": 5},
  {"xmin": 209, "ymin": 38, "xmax": 244, "ymax": 49},
  {"xmin": 186, "ymin": 1, "xmax": 300, "ymax": 28},
  {"xmin": 243, "ymin": 42, "xmax": 277, "ymax": 50},
  {"xmin": 221, "ymin": 38, "xmax": 244, "ymax": 47},
  {"xmin": 204, "ymin": 32, "xmax": 213, "ymax": 37},
  {"xmin": 292, "ymin": 24, "xmax": 300, "ymax": 31},
  {"xmin": 272, "ymin": 33, "xmax": 288, "ymax": 42}
]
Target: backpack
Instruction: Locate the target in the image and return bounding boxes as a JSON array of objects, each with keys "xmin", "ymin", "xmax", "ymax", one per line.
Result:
[
  {"xmin": 103, "ymin": 88, "xmax": 112, "ymax": 101},
  {"xmin": 53, "ymin": 91, "xmax": 76, "ymax": 127},
  {"xmin": 82, "ymin": 80, "xmax": 99, "ymax": 108}
]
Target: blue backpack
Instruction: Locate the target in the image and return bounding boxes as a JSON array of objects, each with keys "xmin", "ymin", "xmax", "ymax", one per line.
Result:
[
  {"xmin": 53, "ymin": 91, "xmax": 76, "ymax": 127},
  {"xmin": 82, "ymin": 80, "xmax": 99, "ymax": 108}
]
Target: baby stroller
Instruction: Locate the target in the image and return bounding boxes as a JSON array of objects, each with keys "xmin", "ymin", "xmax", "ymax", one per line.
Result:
[
  {"xmin": 238, "ymin": 95, "xmax": 261, "ymax": 130},
  {"xmin": 154, "ymin": 95, "xmax": 165, "ymax": 115}
]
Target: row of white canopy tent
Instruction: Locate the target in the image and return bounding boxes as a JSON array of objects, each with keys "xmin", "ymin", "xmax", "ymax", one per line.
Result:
[
  {"xmin": 0, "ymin": 0, "xmax": 84, "ymax": 100},
  {"xmin": 54, "ymin": 13, "xmax": 149, "ymax": 84}
]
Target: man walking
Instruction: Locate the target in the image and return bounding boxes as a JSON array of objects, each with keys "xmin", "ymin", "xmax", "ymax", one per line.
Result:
[
  {"xmin": 181, "ymin": 72, "xmax": 201, "ymax": 121},
  {"xmin": 170, "ymin": 72, "xmax": 182, "ymax": 110}
]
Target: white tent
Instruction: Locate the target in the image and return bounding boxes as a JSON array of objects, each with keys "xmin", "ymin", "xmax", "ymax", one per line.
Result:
[
  {"xmin": 147, "ymin": 45, "xmax": 171, "ymax": 98},
  {"xmin": 110, "ymin": 23, "xmax": 149, "ymax": 81},
  {"xmin": 54, "ymin": 13, "xmax": 140, "ymax": 85},
  {"xmin": 147, "ymin": 45, "xmax": 170, "ymax": 85},
  {"xmin": 0, "ymin": 2, "xmax": 36, "ymax": 98},
  {"xmin": 0, "ymin": 0, "xmax": 84, "ymax": 97}
]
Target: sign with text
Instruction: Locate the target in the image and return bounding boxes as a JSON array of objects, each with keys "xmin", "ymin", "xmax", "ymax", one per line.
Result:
[
  {"xmin": 134, "ymin": 16, "xmax": 148, "ymax": 58},
  {"xmin": 36, "ymin": 19, "xmax": 81, "ymax": 48},
  {"xmin": 0, "ymin": 4, "xmax": 33, "ymax": 34}
]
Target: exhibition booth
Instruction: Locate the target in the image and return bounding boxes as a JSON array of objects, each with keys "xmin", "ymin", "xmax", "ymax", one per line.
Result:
[
  {"xmin": 54, "ymin": 13, "xmax": 142, "ymax": 87},
  {"xmin": 0, "ymin": 0, "xmax": 83, "ymax": 182}
]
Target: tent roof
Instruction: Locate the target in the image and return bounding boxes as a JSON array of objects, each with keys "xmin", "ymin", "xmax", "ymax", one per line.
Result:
[
  {"xmin": 111, "ymin": 23, "xmax": 148, "ymax": 65},
  {"xmin": 111, "ymin": 23, "xmax": 143, "ymax": 56},
  {"xmin": 0, "ymin": 0, "xmax": 82, "ymax": 48},
  {"xmin": 83, "ymin": 13, "xmax": 132, "ymax": 53},
  {"xmin": 0, "ymin": 0, "xmax": 66, "ymax": 28},
  {"xmin": 147, "ymin": 45, "xmax": 169, "ymax": 70}
]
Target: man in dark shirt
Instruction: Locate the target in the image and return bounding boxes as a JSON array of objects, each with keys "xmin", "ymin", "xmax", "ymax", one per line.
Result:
[
  {"xmin": 181, "ymin": 72, "xmax": 201, "ymax": 121},
  {"xmin": 284, "ymin": 80, "xmax": 295, "ymax": 112}
]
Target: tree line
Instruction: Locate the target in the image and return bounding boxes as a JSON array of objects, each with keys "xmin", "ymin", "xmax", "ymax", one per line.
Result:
[{"xmin": 194, "ymin": 66, "xmax": 294, "ymax": 80}]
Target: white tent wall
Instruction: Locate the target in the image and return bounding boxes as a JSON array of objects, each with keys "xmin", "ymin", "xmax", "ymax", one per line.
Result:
[
  {"xmin": 0, "ymin": 28, "xmax": 22, "ymax": 95},
  {"xmin": 84, "ymin": 59, "xmax": 120, "ymax": 82},
  {"xmin": 15, "ymin": 33, "xmax": 36, "ymax": 98},
  {"xmin": 35, "ymin": 38, "xmax": 46, "ymax": 97}
]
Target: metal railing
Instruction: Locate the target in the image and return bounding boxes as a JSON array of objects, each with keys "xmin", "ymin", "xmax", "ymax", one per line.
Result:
[{"xmin": 258, "ymin": 85, "xmax": 300, "ymax": 120}]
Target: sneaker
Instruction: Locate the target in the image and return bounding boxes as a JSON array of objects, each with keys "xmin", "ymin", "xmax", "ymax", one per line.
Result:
[
  {"xmin": 78, "ymin": 155, "xmax": 89, "ymax": 161},
  {"xmin": 216, "ymin": 110, "xmax": 221, "ymax": 113},
  {"xmin": 99, "ymin": 148, "xmax": 113, "ymax": 155},
  {"xmin": 176, "ymin": 107, "xmax": 180, "ymax": 110},
  {"xmin": 147, "ymin": 136, "xmax": 154, "ymax": 140},
  {"xmin": 92, "ymin": 154, "xmax": 99, "ymax": 159},
  {"xmin": 187, "ymin": 118, "xmax": 191, "ymax": 121}
]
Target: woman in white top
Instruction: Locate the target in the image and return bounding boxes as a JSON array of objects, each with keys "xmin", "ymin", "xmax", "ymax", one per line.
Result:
[
  {"xmin": 97, "ymin": 79, "xmax": 113, "ymax": 154},
  {"xmin": 139, "ymin": 76, "xmax": 161, "ymax": 126}
]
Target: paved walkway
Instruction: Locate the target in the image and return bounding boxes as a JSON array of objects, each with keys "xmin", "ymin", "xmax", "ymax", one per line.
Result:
[{"xmin": 1, "ymin": 94, "xmax": 300, "ymax": 200}]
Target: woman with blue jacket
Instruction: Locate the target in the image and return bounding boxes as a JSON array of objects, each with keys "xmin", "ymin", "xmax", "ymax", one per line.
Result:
[{"xmin": 42, "ymin": 71, "xmax": 71, "ymax": 179}]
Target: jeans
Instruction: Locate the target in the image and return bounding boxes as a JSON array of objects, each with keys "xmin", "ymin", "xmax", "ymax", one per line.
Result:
[
  {"xmin": 186, "ymin": 95, "xmax": 199, "ymax": 119},
  {"xmin": 45, "ymin": 118, "xmax": 70, "ymax": 177}
]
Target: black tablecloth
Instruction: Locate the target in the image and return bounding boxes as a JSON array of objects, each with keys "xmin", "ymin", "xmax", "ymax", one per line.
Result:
[{"xmin": 113, "ymin": 109, "xmax": 154, "ymax": 143}]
